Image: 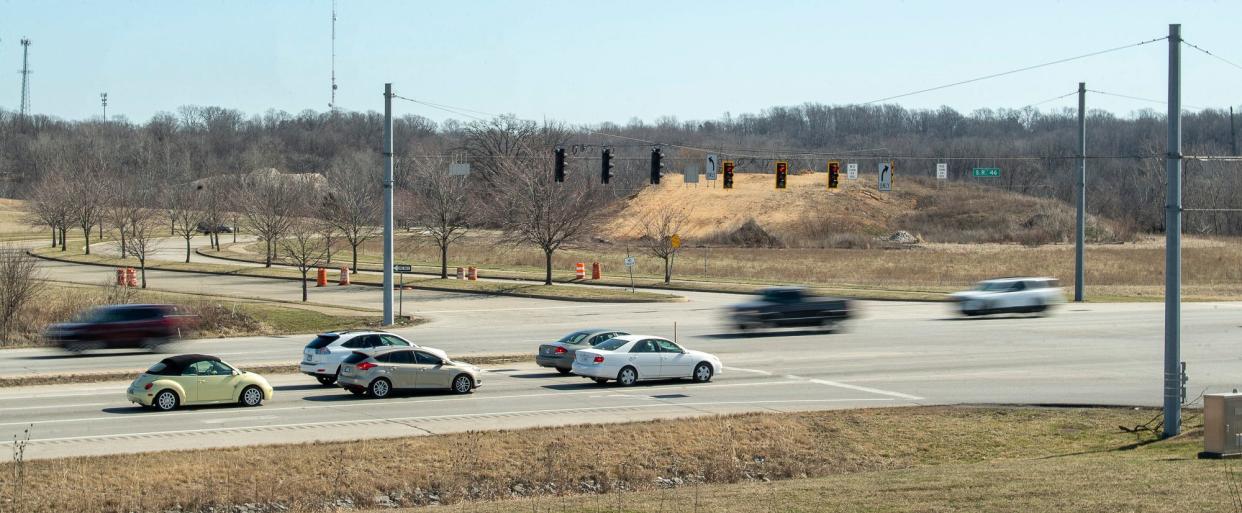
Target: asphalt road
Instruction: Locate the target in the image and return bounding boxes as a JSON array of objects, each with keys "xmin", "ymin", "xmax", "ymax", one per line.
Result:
[{"xmin": 6, "ymin": 237, "xmax": 1242, "ymax": 459}]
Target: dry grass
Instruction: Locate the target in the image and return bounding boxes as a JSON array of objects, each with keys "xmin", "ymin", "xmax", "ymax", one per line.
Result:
[{"xmin": 0, "ymin": 406, "xmax": 1204, "ymax": 512}]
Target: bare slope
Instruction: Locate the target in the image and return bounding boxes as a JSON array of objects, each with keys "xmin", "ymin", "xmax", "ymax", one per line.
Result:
[{"xmin": 603, "ymin": 172, "xmax": 1125, "ymax": 246}]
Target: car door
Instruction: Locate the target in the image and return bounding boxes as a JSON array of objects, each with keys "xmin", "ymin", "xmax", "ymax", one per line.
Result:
[
  {"xmin": 196, "ymin": 361, "xmax": 239, "ymax": 402},
  {"xmin": 377, "ymin": 350, "xmax": 417, "ymax": 389},
  {"xmin": 626, "ymin": 340, "xmax": 665, "ymax": 379},
  {"xmin": 654, "ymin": 339, "xmax": 694, "ymax": 378},
  {"xmin": 412, "ymin": 351, "xmax": 450, "ymax": 389}
]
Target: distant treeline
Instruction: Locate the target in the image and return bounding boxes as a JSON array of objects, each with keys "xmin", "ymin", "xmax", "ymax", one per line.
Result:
[{"xmin": 1, "ymin": 103, "xmax": 1240, "ymax": 234}]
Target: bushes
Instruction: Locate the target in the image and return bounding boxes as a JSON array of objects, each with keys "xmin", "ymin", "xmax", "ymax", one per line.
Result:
[{"xmin": 705, "ymin": 218, "xmax": 784, "ymax": 248}]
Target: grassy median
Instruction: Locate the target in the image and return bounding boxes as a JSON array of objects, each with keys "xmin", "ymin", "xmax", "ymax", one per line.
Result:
[{"xmin": 0, "ymin": 406, "xmax": 1224, "ymax": 513}]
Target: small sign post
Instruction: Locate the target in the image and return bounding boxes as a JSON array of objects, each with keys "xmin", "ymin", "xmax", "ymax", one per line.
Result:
[
  {"xmin": 706, "ymin": 154, "xmax": 718, "ymax": 182},
  {"xmin": 878, "ymin": 161, "xmax": 893, "ymax": 192},
  {"xmin": 624, "ymin": 254, "xmax": 637, "ymax": 292},
  {"xmin": 847, "ymin": 162, "xmax": 859, "ymax": 180},
  {"xmin": 972, "ymin": 167, "xmax": 1002, "ymax": 178},
  {"xmin": 394, "ymin": 264, "xmax": 412, "ymax": 317},
  {"xmin": 936, "ymin": 163, "xmax": 948, "ymax": 180}
]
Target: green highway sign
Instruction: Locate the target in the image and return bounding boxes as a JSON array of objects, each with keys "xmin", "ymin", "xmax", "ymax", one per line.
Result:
[{"xmin": 972, "ymin": 167, "xmax": 1001, "ymax": 178}]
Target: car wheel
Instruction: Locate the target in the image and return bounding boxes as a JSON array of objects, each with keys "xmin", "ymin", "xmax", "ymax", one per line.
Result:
[
  {"xmin": 451, "ymin": 375, "xmax": 473, "ymax": 394},
  {"xmin": 617, "ymin": 366, "xmax": 638, "ymax": 386},
  {"xmin": 348, "ymin": 388, "xmax": 365, "ymax": 396},
  {"xmin": 239, "ymin": 386, "xmax": 263, "ymax": 407},
  {"xmin": 153, "ymin": 390, "xmax": 179, "ymax": 411},
  {"xmin": 316, "ymin": 373, "xmax": 338, "ymax": 386},
  {"xmin": 368, "ymin": 378, "xmax": 392, "ymax": 399},
  {"xmin": 692, "ymin": 362, "xmax": 714, "ymax": 383},
  {"xmin": 555, "ymin": 367, "xmax": 571, "ymax": 375},
  {"xmin": 592, "ymin": 377, "xmax": 608, "ymax": 384}
]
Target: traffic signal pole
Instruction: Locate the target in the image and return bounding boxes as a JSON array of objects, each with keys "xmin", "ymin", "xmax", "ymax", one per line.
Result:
[
  {"xmin": 382, "ymin": 83, "xmax": 395, "ymax": 326},
  {"xmin": 1074, "ymin": 82, "xmax": 1086, "ymax": 302},
  {"xmin": 1163, "ymin": 23, "xmax": 1183, "ymax": 438}
]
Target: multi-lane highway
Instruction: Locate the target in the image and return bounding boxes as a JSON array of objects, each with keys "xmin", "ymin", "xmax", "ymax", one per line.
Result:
[{"xmin": 5, "ymin": 238, "xmax": 1242, "ymax": 460}]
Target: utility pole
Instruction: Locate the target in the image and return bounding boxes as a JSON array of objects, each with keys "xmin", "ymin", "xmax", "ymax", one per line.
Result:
[
  {"xmin": 1231, "ymin": 106, "xmax": 1237, "ymax": 156},
  {"xmin": 1163, "ymin": 23, "xmax": 1183, "ymax": 438},
  {"xmin": 1075, "ymin": 82, "xmax": 1086, "ymax": 303},
  {"xmin": 329, "ymin": 0, "xmax": 338, "ymax": 110},
  {"xmin": 19, "ymin": 38, "xmax": 31, "ymax": 116},
  {"xmin": 100, "ymin": 92, "xmax": 108, "ymax": 120},
  {"xmin": 382, "ymin": 83, "xmax": 394, "ymax": 325}
]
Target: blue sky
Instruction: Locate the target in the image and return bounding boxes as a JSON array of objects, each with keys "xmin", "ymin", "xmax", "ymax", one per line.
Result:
[{"xmin": 1, "ymin": 1, "xmax": 1238, "ymax": 125}]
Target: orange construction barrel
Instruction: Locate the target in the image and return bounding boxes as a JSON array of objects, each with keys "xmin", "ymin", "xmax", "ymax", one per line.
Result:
[
  {"xmin": 592, "ymin": 262, "xmax": 602, "ymax": 280},
  {"xmin": 125, "ymin": 267, "xmax": 138, "ymax": 287},
  {"xmin": 575, "ymin": 262, "xmax": 586, "ymax": 279},
  {"xmin": 116, "ymin": 268, "xmax": 127, "ymax": 286},
  {"xmin": 316, "ymin": 267, "xmax": 328, "ymax": 287},
  {"xmin": 338, "ymin": 267, "xmax": 350, "ymax": 286},
  {"xmin": 456, "ymin": 267, "xmax": 465, "ymax": 280},
  {"xmin": 467, "ymin": 266, "xmax": 478, "ymax": 281}
]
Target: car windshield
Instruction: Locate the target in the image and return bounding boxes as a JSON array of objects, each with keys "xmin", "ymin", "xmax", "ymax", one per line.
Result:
[
  {"xmin": 556, "ymin": 331, "xmax": 591, "ymax": 345},
  {"xmin": 593, "ymin": 338, "xmax": 629, "ymax": 351},
  {"xmin": 305, "ymin": 334, "xmax": 340, "ymax": 349},
  {"xmin": 977, "ymin": 281, "xmax": 1012, "ymax": 292}
]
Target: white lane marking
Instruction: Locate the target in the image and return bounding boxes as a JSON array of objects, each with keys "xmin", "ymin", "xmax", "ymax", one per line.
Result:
[
  {"xmin": 201, "ymin": 415, "xmax": 277, "ymax": 425},
  {"xmin": 0, "ymin": 402, "xmax": 110, "ymax": 412},
  {"xmin": 6, "ymin": 398, "xmax": 892, "ymax": 445},
  {"xmin": 797, "ymin": 376, "xmax": 923, "ymax": 401},
  {"xmin": 0, "ymin": 379, "xmax": 801, "ymax": 427},
  {"xmin": 725, "ymin": 367, "xmax": 774, "ymax": 376}
]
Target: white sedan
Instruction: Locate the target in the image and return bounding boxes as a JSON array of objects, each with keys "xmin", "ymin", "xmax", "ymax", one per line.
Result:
[
  {"xmin": 949, "ymin": 277, "xmax": 1064, "ymax": 316},
  {"xmin": 571, "ymin": 335, "xmax": 722, "ymax": 386}
]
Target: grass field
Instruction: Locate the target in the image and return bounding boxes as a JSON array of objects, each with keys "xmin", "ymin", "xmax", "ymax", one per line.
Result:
[
  {"xmin": 247, "ymin": 233, "xmax": 1242, "ymax": 301},
  {"xmin": 0, "ymin": 406, "xmax": 1222, "ymax": 513}
]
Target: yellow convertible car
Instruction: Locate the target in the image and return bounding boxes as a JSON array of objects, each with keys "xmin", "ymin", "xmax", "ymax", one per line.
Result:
[{"xmin": 127, "ymin": 354, "xmax": 274, "ymax": 411}]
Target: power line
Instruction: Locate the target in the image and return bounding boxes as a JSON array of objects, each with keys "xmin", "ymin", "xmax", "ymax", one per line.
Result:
[
  {"xmin": 1181, "ymin": 38, "xmax": 1242, "ymax": 73},
  {"xmin": 1088, "ymin": 88, "xmax": 1205, "ymax": 110},
  {"xmin": 860, "ymin": 36, "xmax": 1167, "ymax": 105}
]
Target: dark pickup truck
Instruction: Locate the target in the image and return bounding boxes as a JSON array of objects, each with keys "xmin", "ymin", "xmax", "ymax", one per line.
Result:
[
  {"xmin": 728, "ymin": 287, "xmax": 851, "ymax": 330},
  {"xmin": 45, "ymin": 304, "xmax": 199, "ymax": 353}
]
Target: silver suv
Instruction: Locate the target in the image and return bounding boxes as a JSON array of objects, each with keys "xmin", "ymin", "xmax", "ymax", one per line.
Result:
[{"xmin": 300, "ymin": 331, "xmax": 418, "ymax": 385}]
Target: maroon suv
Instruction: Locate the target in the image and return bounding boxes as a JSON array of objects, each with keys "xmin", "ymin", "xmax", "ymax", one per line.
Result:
[{"xmin": 45, "ymin": 304, "xmax": 199, "ymax": 353}]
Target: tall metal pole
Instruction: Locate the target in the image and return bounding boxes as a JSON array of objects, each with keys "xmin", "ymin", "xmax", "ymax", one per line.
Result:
[
  {"xmin": 19, "ymin": 38, "xmax": 31, "ymax": 117},
  {"xmin": 382, "ymin": 83, "xmax": 395, "ymax": 326},
  {"xmin": 1163, "ymin": 23, "xmax": 1183, "ymax": 438},
  {"xmin": 1231, "ymin": 106, "xmax": 1237, "ymax": 156},
  {"xmin": 1075, "ymin": 82, "xmax": 1086, "ymax": 302}
]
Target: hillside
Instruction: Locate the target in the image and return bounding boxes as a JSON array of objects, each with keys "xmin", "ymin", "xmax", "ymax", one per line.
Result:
[{"xmin": 602, "ymin": 172, "xmax": 1127, "ymax": 247}]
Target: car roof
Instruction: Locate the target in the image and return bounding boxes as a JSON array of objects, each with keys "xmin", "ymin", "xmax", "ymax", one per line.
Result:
[
  {"xmin": 572, "ymin": 328, "xmax": 627, "ymax": 335},
  {"xmin": 610, "ymin": 334, "xmax": 668, "ymax": 342},
  {"xmin": 980, "ymin": 277, "xmax": 1054, "ymax": 283},
  {"xmin": 318, "ymin": 330, "xmax": 393, "ymax": 340},
  {"xmin": 100, "ymin": 304, "xmax": 173, "ymax": 310},
  {"xmin": 157, "ymin": 354, "xmax": 221, "ymax": 373}
]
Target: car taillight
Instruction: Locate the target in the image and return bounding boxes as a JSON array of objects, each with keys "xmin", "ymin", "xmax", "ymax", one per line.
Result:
[
  {"xmin": 593, "ymin": 356, "xmax": 604, "ymax": 364},
  {"xmin": 356, "ymin": 362, "xmax": 377, "ymax": 371},
  {"xmin": 143, "ymin": 383, "xmax": 153, "ymax": 390},
  {"xmin": 315, "ymin": 348, "xmax": 330, "ymax": 355},
  {"xmin": 554, "ymin": 347, "xmax": 567, "ymax": 354}
]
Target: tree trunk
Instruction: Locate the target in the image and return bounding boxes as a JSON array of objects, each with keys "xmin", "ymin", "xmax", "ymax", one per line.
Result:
[
  {"xmin": 60, "ymin": 227, "xmax": 66, "ymax": 251},
  {"xmin": 265, "ymin": 239, "xmax": 273, "ymax": 268},
  {"xmin": 232, "ymin": 218, "xmax": 237, "ymax": 243},
  {"xmin": 440, "ymin": 243, "xmax": 448, "ymax": 279},
  {"xmin": 50, "ymin": 227, "xmax": 56, "ymax": 247},
  {"xmin": 83, "ymin": 227, "xmax": 92, "ymax": 255},
  {"xmin": 98, "ymin": 224, "xmax": 103, "ymax": 240},
  {"xmin": 140, "ymin": 261, "xmax": 147, "ymax": 289},
  {"xmin": 351, "ymin": 244, "xmax": 359, "ymax": 274},
  {"xmin": 185, "ymin": 236, "xmax": 192, "ymax": 263},
  {"xmin": 664, "ymin": 256, "xmax": 671, "ymax": 284},
  {"xmin": 544, "ymin": 249, "xmax": 553, "ymax": 285},
  {"xmin": 119, "ymin": 231, "xmax": 127, "ymax": 258},
  {"xmin": 301, "ymin": 271, "xmax": 309, "ymax": 301}
]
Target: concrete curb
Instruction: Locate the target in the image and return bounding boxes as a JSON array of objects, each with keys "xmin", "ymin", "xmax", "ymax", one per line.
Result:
[{"xmin": 31, "ymin": 249, "xmax": 682, "ymax": 304}]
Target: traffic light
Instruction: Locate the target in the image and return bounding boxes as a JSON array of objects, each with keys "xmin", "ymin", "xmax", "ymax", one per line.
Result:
[
  {"xmin": 775, "ymin": 161, "xmax": 788, "ymax": 189},
  {"xmin": 601, "ymin": 148, "xmax": 615, "ymax": 184},
  {"xmin": 722, "ymin": 160, "xmax": 734, "ymax": 189},
  {"xmin": 828, "ymin": 160, "xmax": 840, "ymax": 189},
  {"xmin": 649, "ymin": 147, "xmax": 664, "ymax": 184},
  {"xmin": 554, "ymin": 147, "xmax": 567, "ymax": 182}
]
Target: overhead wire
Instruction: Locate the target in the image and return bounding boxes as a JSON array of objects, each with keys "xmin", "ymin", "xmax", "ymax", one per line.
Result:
[
  {"xmin": 859, "ymin": 35, "xmax": 1167, "ymax": 105},
  {"xmin": 1181, "ymin": 38, "xmax": 1242, "ymax": 73},
  {"xmin": 1088, "ymin": 89, "xmax": 1206, "ymax": 110}
]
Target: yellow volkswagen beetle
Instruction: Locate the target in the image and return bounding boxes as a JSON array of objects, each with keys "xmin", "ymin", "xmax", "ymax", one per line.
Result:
[{"xmin": 127, "ymin": 354, "xmax": 274, "ymax": 411}]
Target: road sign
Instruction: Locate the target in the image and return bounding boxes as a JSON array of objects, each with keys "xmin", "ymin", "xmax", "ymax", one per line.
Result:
[
  {"xmin": 670, "ymin": 234, "xmax": 681, "ymax": 249},
  {"xmin": 448, "ymin": 163, "xmax": 470, "ymax": 176},
  {"xmin": 972, "ymin": 167, "xmax": 1001, "ymax": 178},
  {"xmin": 683, "ymin": 166, "xmax": 699, "ymax": 183},
  {"xmin": 393, "ymin": 264, "xmax": 412, "ymax": 273},
  {"xmin": 847, "ymin": 162, "xmax": 858, "ymax": 180},
  {"xmin": 624, "ymin": 256, "xmax": 636, "ymax": 267},
  {"xmin": 878, "ymin": 161, "xmax": 893, "ymax": 192},
  {"xmin": 936, "ymin": 163, "xmax": 948, "ymax": 180},
  {"xmin": 705, "ymin": 154, "xmax": 718, "ymax": 180}
]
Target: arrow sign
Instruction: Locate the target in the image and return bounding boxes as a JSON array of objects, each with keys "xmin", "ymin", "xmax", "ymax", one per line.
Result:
[{"xmin": 706, "ymin": 154, "xmax": 718, "ymax": 180}]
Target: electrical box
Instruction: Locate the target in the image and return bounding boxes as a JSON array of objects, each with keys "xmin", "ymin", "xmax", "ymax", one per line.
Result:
[{"xmin": 1200, "ymin": 393, "xmax": 1242, "ymax": 458}]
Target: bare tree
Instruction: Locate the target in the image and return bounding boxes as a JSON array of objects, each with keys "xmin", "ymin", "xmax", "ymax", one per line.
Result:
[
  {"xmin": 125, "ymin": 208, "xmax": 160, "ymax": 289},
  {"xmin": 280, "ymin": 216, "xmax": 329, "ymax": 302},
  {"xmin": 103, "ymin": 178, "xmax": 146, "ymax": 259},
  {"xmin": 168, "ymin": 188, "xmax": 204, "ymax": 263},
  {"xmin": 490, "ymin": 155, "xmax": 609, "ymax": 285},
  {"xmin": 0, "ymin": 247, "xmax": 42, "ymax": 344},
  {"xmin": 239, "ymin": 177, "xmax": 300, "ymax": 268},
  {"xmin": 405, "ymin": 159, "xmax": 473, "ymax": 278},
  {"xmin": 70, "ymin": 176, "xmax": 106, "ymax": 255},
  {"xmin": 24, "ymin": 173, "xmax": 72, "ymax": 250},
  {"xmin": 639, "ymin": 204, "xmax": 692, "ymax": 284},
  {"xmin": 323, "ymin": 152, "xmax": 380, "ymax": 273}
]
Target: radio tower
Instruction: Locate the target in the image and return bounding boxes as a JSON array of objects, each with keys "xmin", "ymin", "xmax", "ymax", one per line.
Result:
[
  {"xmin": 19, "ymin": 38, "xmax": 31, "ymax": 116},
  {"xmin": 329, "ymin": 0, "xmax": 338, "ymax": 110}
]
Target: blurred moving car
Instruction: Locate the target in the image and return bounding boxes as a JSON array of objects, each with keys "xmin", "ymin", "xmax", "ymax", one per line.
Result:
[
  {"xmin": 301, "ymin": 330, "xmax": 420, "ymax": 385},
  {"xmin": 572, "ymin": 335, "xmax": 722, "ymax": 386},
  {"xmin": 536, "ymin": 329, "xmax": 630, "ymax": 374},
  {"xmin": 127, "ymin": 354, "xmax": 273, "ymax": 411},
  {"xmin": 195, "ymin": 221, "xmax": 233, "ymax": 234},
  {"xmin": 337, "ymin": 346, "xmax": 481, "ymax": 398},
  {"xmin": 728, "ymin": 287, "xmax": 851, "ymax": 331},
  {"xmin": 950, "ymin": 277, "xmax": 1064, "ymax": 316},
  {"xmin": 46, "ymin": 304, "xmax": 198, "ymax": 353}
]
